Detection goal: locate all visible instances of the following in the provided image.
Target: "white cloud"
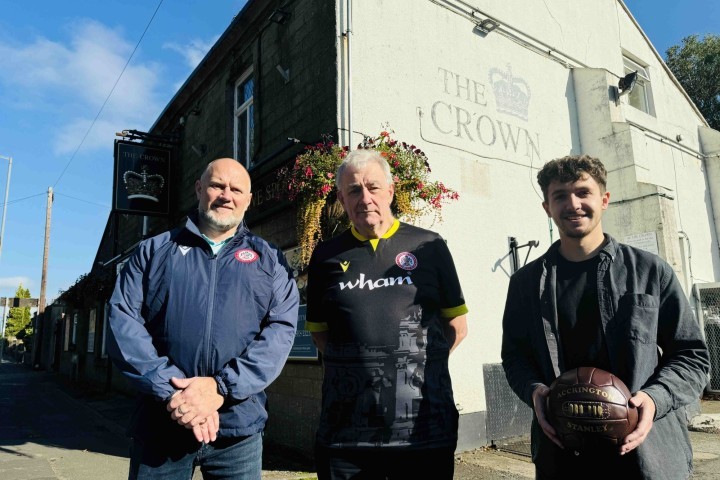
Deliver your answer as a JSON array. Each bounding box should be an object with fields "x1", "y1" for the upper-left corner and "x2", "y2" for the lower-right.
[
  {"x1": 163, "y1": 36, "x2": 219, "y2": 69},
  {"x1": 0, "y1": 277, "x2": 33, "y2": 290},
  {"x1": 0, "y1": 19, "x2": 164, "y2": 156}
]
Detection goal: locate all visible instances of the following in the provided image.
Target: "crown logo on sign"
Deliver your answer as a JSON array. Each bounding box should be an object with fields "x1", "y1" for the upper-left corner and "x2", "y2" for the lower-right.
[
  {"x1": 123, "y1": 165, "x2": 165, "y2": 202},
  {"x1": 489, "y1": 64, "x2": 531, "y2": 121}
]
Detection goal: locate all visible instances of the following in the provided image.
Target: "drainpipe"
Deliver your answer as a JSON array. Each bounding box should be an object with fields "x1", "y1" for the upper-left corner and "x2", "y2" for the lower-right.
[{"x1": 341, "y1": 0, "x2": 354, "y2": 149}]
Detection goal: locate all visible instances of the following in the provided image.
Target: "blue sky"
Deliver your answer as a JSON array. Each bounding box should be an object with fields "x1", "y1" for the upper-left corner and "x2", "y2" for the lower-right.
[
  {"x1": 624, "y1": 0, "x2": 720, "y2": 56},
  {"x1": 0, "y1": 0, "x2": 717, "y2": 306},
  {"x1": 0, "y1": 0, "x2": 248, "y2": 304}
]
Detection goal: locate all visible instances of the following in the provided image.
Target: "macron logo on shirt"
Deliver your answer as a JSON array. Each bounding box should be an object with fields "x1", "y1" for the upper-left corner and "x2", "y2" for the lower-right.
[{"x1": 338, "y1": 273, "x2": 413, "y2": 290}]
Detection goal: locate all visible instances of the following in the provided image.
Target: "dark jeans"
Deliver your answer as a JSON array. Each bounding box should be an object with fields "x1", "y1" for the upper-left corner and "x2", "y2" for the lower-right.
[
  {"x1": 315, "y1": 444, "x2": 455, "y2": 480},
  {"x1": 129, "y1": 432, "x2": 262, "y2": 480},
  {"x1": 534, "y1": 447, "x2": 642, "y2": 480}
]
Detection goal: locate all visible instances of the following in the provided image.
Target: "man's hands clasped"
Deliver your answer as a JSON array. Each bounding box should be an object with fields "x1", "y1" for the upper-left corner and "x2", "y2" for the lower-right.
[{"x1": 167, "y1": 376, "x2": 225, "y2": 443}]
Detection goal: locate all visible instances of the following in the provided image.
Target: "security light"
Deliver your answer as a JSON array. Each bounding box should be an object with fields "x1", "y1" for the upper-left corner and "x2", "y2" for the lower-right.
[{"x1": 618, "y1": 71, "x2": 638, "y2": 96}]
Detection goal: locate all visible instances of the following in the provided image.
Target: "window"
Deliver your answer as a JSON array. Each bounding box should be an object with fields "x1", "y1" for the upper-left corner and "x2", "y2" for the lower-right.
[
  {"x1": 623, "y1": 56, "x2": 654, "y2": 115},
  {"x1": 63, "y1": 313, "x2": 70, "y2": 351},
  {"x1": 71, "y1": 313, "x2": 79, "y2": 346},
  {"x1": 87, "y1": 309, "x2": 96, "y2": 353},
  {"x1": 101, "y1": 303, "x2": 109, "y2": 358},
  {"x1": 234, "y1": 70, "x2": 255, "y2": 168}
]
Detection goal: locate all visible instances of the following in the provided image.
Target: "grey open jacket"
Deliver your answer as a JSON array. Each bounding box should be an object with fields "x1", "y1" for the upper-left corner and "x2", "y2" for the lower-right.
[{"x1": 501, "y1": 235, "x2": 710, "y2": 480}]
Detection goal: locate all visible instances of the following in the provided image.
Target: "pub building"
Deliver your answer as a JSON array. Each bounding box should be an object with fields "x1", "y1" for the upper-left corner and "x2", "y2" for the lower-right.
[{"x1": 32, "y1": 0, "x2": 720, "y2": 457}]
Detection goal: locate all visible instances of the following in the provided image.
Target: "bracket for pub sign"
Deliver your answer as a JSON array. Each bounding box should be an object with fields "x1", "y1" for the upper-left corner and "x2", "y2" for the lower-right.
[
  {"x1": 508, "y1": 236, "x2": 539, "y2": 273},
  {"x1": 116, "y1": 129, "x2": 180, "y2": 146}
]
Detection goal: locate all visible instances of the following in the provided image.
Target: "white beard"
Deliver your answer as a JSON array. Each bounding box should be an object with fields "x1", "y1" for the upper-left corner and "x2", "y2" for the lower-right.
[{"x1": 198, "y1": 206, "x2": 243, "y2": 231}]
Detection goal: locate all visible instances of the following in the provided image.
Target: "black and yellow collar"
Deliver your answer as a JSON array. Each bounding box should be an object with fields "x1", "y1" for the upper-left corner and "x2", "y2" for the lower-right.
[{"x1": 350, "y1": 219, "x2": 400, "y2": 250}]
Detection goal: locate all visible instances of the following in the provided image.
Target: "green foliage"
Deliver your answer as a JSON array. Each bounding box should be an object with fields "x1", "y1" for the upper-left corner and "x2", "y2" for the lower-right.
[
  {"x1": 57, "y1": 268, "x2": 115, "y2": 308},
  {"x1": 666, "y1": 34, "x2": 720, "y2": 130},
  {"x1": 5, "y1": 284, "x2": 32, "y2": 338}
]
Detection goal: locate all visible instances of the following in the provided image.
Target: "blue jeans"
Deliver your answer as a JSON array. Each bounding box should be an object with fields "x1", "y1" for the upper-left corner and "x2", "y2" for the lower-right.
[{"x1": 129, "y1": 432, "x2": 262, "y2": 480}]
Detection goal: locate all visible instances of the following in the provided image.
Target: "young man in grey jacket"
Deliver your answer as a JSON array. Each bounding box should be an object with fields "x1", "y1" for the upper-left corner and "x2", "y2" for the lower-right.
[{"x1": 501, "y1": 155, "x2": 709, "y2": 479}]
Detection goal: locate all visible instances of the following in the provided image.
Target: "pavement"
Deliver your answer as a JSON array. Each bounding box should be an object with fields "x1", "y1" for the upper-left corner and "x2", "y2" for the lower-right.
[{"x1": 1, "y1": 358, "x2": 719, "y2": 479}]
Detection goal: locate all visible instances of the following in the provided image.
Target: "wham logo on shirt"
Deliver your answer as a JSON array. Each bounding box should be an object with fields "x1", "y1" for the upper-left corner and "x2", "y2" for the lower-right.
[{"x1": 338, "y1": 273, "x2": 412, "y2": 290}]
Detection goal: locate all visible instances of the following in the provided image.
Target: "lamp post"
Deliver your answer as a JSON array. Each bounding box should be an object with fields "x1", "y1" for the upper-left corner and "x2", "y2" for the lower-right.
[{"x1": 0, "y1": 155, "x2": 12, "y2": 262}]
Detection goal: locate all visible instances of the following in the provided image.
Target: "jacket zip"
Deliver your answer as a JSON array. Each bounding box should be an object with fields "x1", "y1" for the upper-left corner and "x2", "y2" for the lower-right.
[{"x1": 202, "y1": 249, "x2": 219, "y2": 376}]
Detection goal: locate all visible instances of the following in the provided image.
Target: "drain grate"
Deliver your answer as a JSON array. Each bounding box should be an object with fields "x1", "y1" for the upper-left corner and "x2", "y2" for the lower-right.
[{"x1": 495, "y1": 437, "x2": 532, "y2": 457}]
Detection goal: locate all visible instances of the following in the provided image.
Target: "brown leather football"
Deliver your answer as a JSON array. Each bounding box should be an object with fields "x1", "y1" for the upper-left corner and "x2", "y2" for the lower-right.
[{"x1": 547, "y1": 367, "x2": 638, "y2": 450}]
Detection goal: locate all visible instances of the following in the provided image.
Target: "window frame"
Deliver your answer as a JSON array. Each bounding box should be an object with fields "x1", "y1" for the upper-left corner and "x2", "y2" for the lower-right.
[
  {"x1": 623, "y1": 56, "x2": 655, "y2": 116},
  {"x1": 101, "y1": 303, "x2": 109, "y2": 358},
  {"x1": 87, "y1": 308, "x2": 96, "y2": 353},
  {"x1": 234, "y1": 69, "x2": 255, "y2": 169},
  {"x1": 71, "y1": 312, "x2": 79, "y2": 346}
]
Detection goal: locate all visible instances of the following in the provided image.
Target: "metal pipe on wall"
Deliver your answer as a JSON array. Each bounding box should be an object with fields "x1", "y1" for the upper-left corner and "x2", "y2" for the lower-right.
[
  {"x1": 0, "y1": 155, "x2": 12, "y2": 262},
  {"x1": 346, "y1": 0, "x2": 353, "y2": 149}
]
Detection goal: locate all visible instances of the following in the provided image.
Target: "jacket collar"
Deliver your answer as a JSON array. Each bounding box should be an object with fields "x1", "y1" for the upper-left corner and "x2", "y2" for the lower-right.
[
  {"x1": 544, "y1": 233, "x2": 617, "y2": 266},
  {"x1": 184, "y1": 211, "x2": 249, "y2": 243}
]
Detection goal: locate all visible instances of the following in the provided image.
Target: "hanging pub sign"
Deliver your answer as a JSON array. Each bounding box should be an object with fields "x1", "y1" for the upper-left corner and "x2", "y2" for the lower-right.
[{"x1": 113, "y1": 140, "x2": 171, "y2": 216}]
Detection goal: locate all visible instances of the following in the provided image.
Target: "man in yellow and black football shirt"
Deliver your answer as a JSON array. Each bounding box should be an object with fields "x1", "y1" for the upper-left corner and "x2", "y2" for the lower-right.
[{"x1": 306, "y1": 149, "x2": 468, "y2": 480}]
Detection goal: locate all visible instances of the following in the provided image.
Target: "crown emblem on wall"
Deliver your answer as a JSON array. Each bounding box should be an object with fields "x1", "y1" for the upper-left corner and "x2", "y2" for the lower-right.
[
  {"x1": 489, "y1": 64, "x2": 531, "y2": 121},
  {"x1": 123, "y1": 165, "x2": 165, "y2": 202}
]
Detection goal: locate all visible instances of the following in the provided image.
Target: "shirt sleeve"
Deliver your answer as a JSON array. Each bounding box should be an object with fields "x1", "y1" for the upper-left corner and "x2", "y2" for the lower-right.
[
  {"x1": 305, "y1": 245, "x2": 329, "y2": 332},
  {"x1": 640, "y1": 264, "x2": 710, "y2": 419},
  {"x1": 501, "y1": 272, "x2": 545, "y2": 408},
  {"x1": 434, "y1": 236, "x2": 468, "y2": 317},
  {"x1": 106, "y1": 241, "x2": 185, "y2": 401}
]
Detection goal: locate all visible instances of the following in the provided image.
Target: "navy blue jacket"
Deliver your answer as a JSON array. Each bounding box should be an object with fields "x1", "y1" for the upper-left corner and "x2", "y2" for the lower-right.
[
  {"x1": 501, "y1": 235, "x2": 709, "y2": 480},
  {"x1": 107, "y1": 214, "x2": 299, "y2": 441}
]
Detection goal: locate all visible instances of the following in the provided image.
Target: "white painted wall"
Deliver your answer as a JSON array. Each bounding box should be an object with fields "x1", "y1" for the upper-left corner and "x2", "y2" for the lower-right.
[{"x1": 339, "y1": 0, "x2": 720, "y2": 416}]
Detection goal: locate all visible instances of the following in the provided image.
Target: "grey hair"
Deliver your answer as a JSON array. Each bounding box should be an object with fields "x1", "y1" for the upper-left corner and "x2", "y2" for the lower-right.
[{"x1": 335, "y1": 149, "x2": 393, "y2": 189}]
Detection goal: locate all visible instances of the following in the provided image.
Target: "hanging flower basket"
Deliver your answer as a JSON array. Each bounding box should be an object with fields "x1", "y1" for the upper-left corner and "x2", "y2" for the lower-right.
[{"x1": 278, "y1": 128, "x2": 459, "y2": 271}]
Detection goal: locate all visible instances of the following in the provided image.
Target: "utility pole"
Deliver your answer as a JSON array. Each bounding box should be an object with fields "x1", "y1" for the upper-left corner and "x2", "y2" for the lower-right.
[
  {"x1": 39, "y1": 187, "x2": 53, "y2": 315},
  {"x1": 0, "y1": 155, "x2": 12, "y2": 262},
  {"x1": 0, "y1": 297, "x2": 7, "y2": 361}
]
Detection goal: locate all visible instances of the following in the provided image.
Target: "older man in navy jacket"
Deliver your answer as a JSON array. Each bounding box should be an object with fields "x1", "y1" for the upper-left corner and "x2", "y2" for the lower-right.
[{"x1": 108, "y1": 158, "x2": 299, "y2": 480}]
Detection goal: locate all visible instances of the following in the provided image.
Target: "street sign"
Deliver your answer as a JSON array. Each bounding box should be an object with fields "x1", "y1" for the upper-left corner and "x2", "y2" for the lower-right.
[{"x1": 0, "y1": 297, "x2": 39, "y2": 308}]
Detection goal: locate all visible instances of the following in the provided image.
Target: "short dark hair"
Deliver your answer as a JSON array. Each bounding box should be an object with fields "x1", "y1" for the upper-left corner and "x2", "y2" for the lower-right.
[{"x1": 537, "y1": 155, "x2": 607, "y2": 200}]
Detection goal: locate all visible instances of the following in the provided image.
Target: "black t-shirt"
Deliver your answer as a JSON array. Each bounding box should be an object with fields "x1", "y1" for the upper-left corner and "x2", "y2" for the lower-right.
[{"x1": 555, "y1": 253, "x2": 611, "y2": 372}]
